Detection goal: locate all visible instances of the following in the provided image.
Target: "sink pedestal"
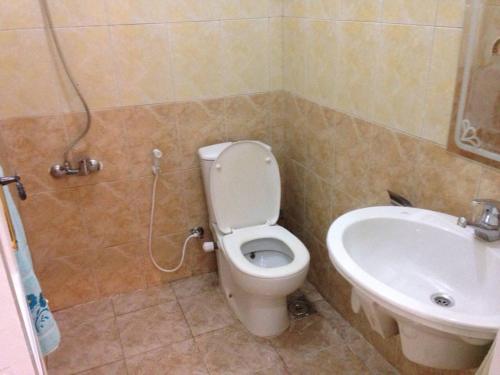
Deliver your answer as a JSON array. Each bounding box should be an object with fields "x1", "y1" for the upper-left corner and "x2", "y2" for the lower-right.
[
  {"x1": 352, "y1": 287, "x2": 492, "y2": 369},
  {"x1": 399, "y1": 320, "x2": 491, "y2": 370}
]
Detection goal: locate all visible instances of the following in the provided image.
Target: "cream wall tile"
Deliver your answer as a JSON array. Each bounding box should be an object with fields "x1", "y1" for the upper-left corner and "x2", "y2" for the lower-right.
[
  {"x1": 55, "y1": 27, "x2": 119, "y2": 110},
  {"x1": 436, "y1": 0, "x2": 466, "y2": 27},
  {"x1": 105, "y1": 0, "x2": 169, "y2": 24},
  {"x1": 222, "y1": 19, "x2": 269, "y2": 96},
  {"x1": 284, "y1": 0, "x2": 308, "y2": 17},
  {"x1": 0, "y1": 0, "x2": 43, "y2": 29},
  {"x1": 422, "y1": 27, "x2": 462, "y2": 145},
  {"x1": 339, "y1": 0, "x2": 382, "y2": 21},
  {"x1": 0, "y1": 29, "x2": 62, "y2": 118},
  {"x1": 306, "y1": 20, "x2": 337, "y2": 107},
  {"x1": 269, "y1": 0, "x2": 283, "y2": 17},
  {"x1": 283, "y1": 18, "x2": 307, "y2": 95},
  {"x1": 335, "y1": 21, "x2": 379, "y2": 119},
  {"x1": 373, "y1": 25, "x2": 433, "y2": 135},
  {"x1": 269, "y1": 18, "x2": 283, "y2": 90},
  {"x1": 46, "y1": 0, "x2": 107, "y2": 27},
  {"x1": 170, "y1": 21, "x2": 222, "y2": 100},
  {"x1": 220, "y1": 0, "x2": 270, "y2": 19},
  {"x1": 111, "y1": 24, "x2": 173, "y2": 106},
  {"x1": 166, "y1": 0, "x2": 221, "y2": 22},
  {"x1": 284, "y1": 0, "x2": 338, "y2": 18},
  {"x1": 310, "y1": 0, "x2": 340, "y2": 19},
  {"x1": 382, "y1": 0, "x2": 438, "y2": 25}
]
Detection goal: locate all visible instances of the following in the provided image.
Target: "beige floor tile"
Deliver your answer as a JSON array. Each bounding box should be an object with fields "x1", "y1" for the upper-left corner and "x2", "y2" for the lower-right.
[
  {"x1": 342, "y1": 326, "x2": 399, "y2": 375},
  {"x1": 270, "y1": 314, "x2": 369, "y2": 374},
  {"x1": 76, "y1": 360, "x2": 127, "y2": 375},
  {"x1": 270, "y1": 314, "x2": 344, "y2": 360},
  {"x1": 116, "y1": 301, "x2": 191, "y2": 357},
  {"x1": 50, "y1": 274, "x2": 398, "y2": 375},
  {"x1": 171, "y1": 272, "x2": 218, "y2": 299},
  {"x1": 112, "y1": 283, "x2": 176, "y2": 316},
  {"x1": 253, "y1": 361, "x2": 290, "y2": 375},
  {"x1": 48, "y1": 317, "x2": 123, "y2": 375},
  {"x1": 126, "y1": 339, "x2": 208, "y2": 375},
  {"x1": 195, "y1": 324, "x2": 282, "y2": 374},
  {"x1": 178, "y1": 290, "x2": 236, "y2": 336},
  {"x1": 313, "y1": 299, "x2": 353, "y2": 339},
  {"x1": 54, "y1": 298, "x2": 114, "y2": 331},
  {"x1": 282, "y1": 344, "x2": 369, "y2": 375}
]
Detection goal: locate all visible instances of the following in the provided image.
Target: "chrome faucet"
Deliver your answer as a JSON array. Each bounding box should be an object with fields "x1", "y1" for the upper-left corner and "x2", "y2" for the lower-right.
[
  {"x1": 50, "y1": 158, "x2": 102, "y2": 178},
  {"x1": 457, "y1": 199, "x2": 500, "y2": 242}
]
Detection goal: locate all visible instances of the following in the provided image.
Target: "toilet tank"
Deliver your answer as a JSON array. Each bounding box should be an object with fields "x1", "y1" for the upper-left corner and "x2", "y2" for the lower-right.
[{"x1": 197, "y1": 142, "x2": 233, "y2": 224}]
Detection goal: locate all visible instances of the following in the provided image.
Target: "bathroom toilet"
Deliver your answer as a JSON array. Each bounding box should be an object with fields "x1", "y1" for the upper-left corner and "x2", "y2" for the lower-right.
[{"x1": 198, "y1": 141, "x2": 310, "y2": 337}]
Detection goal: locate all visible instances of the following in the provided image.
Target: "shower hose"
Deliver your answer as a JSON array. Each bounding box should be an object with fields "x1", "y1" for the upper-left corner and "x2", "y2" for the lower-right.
[{"x1": 148, "y1": 167, "x2": 200, "y2": 273}]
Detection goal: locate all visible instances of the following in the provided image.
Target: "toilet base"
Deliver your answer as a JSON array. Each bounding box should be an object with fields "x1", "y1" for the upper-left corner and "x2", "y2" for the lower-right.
[
  {"x1": 223, "y1": 284, "x2": 290, "y2": 337},
  {"x1": 216, "y1": 247, "x2": 291, "y2": 337}
]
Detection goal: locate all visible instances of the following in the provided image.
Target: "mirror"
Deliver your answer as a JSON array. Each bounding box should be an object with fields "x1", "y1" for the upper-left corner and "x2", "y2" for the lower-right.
[{"x1": 450, "y1": 0, "x2": 500, "y2": 165}]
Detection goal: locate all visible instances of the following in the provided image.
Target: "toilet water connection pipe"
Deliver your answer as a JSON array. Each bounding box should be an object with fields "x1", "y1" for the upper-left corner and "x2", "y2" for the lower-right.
[{"x1": 148, "y1": 149, "x2": 203, "y2": 273}]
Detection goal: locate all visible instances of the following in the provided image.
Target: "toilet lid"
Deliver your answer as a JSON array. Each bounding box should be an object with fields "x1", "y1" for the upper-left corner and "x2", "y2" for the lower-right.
[{"x1": 210, "y1": 141, "x2": 281, "y2": 234}]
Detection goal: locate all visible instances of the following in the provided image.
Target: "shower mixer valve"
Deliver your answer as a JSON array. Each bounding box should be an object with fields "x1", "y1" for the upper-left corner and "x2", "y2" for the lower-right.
[{"x1": 50, "y1": 158, "x2": 103, "y2": 178}]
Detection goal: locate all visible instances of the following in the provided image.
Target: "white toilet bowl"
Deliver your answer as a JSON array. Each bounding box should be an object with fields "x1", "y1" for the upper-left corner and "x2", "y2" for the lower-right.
[{"x1": 198, "y1": 141, "x2": 310, "y2": 337}]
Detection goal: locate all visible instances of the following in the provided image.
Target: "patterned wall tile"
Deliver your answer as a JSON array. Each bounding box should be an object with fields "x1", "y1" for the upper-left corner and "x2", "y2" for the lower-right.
[
  {"x1": 382, "y1": 0, "x2": 438, "y2": 25},
  {"x1": 19, "y1": 189, "x2": 88, "y2": 266},
  {"x1": 0, "y1": 0, "x2": 43, "y2": 29},
  {"x1": 339, "y1": 0, "x2": 382, "y2": 21},
  {"x1": 170, "y1": 21, "x2": 223, "y2": 100},
  {"x1": 110, "y1": 24, "x2": 174, "y2": 106},
  {"x1": 106, "y1": 0, "x2": 169, "y2": 24},
  {"x1": 0, "y1": 115, "x2": 68, "y2": 194},
  {"x1": 55, "y1": 27, "x2": 120, "y2": 110},
  {"x1": 0, "y1": 29, "x2": 62, "y2": 118},
  {"x1": 422, "y1": 27, "x2": 462, "y2": 145},
  {"x1": 46, "y1": 0, "x2": 108, "y2": 27},
  {"x1": 222, "y1": 19, "x2": 270, "y2": 96}
]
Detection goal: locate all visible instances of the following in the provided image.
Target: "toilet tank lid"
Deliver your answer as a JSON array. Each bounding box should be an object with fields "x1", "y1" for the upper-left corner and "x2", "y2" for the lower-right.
[
  {"x1": 198, "y1": 141, "x2": 271, "y2": 161},
  {"x1": 198, "y1": 142, "x2": 233, "y2": 161}
]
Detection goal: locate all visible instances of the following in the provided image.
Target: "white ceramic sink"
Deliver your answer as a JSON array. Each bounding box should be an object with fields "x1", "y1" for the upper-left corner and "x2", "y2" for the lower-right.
[{"x1": 327, "y1": 206, "x2": 500, "y2": 370}]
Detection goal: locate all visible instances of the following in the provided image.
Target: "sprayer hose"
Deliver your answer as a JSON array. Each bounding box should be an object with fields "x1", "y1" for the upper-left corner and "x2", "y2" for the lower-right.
[{"x1": 148, "y1": 172, "x2": 196, "y2": 273}]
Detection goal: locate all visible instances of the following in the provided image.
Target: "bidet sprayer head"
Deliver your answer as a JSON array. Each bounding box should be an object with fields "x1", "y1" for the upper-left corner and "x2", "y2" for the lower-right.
[
  {"x1": 152, "y1": 149, "x2": 163, "y2": 159},
  {"x1": 151, "y1": 149, "x2": 163, "y2": 175}
]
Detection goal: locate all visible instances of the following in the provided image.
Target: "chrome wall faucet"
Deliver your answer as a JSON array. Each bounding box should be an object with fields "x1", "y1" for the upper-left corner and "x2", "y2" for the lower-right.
[
  {"x1": 50, "y1": 159, "x2": 102, "y2": 178},
  {"x1": 457, "y1": 199, "x2": 500, "y2": 242}
]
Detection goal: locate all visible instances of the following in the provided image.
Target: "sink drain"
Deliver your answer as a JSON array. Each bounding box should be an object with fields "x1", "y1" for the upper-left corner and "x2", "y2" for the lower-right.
[{"x1": 431, "y1": 293, "x2": 454, "y2": 308}]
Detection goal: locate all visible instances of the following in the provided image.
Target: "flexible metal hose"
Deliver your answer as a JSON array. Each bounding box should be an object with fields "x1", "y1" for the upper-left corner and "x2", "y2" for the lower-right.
[{"x1": 38, "y1": 0, "x2": 91, "y2": 163}]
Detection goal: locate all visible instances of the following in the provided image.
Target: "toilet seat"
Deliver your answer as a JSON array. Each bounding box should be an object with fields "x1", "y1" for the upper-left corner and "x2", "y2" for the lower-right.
[
  {"x1": 210, "y1": 141, "x2": 280, "y2": 234},
  {"x1": 222, "y1": 225, "x2": 309, "y2": 279}
]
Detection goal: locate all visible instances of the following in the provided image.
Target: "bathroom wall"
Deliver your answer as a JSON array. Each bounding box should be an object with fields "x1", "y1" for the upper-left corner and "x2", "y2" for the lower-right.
[
  {"x1": 280, "y1": 1, "x2": 500, "y2": 374},
  {"x1": 1, "y1": 1, "x2": 499, "y2": 372},
  {"x1": 0, "y1": 0, "x2": 285, "y2": 310}
]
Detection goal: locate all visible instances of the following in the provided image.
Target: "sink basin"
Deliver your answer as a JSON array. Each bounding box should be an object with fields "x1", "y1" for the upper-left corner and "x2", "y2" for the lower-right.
[{"x1": 327, "y1": 206, "x2": 500, "y2": 370}]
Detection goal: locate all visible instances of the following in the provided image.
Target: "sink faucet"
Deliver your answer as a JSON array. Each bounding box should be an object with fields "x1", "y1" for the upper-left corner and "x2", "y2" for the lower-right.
[{"x1": 457, "y1": 199, "x2": 500, "y2": 242}]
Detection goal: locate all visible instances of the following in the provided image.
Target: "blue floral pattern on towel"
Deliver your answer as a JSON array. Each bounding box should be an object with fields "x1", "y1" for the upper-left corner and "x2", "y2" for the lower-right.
[{"x1": 27, "y1": 292, "x2": 51, "y2": 333}]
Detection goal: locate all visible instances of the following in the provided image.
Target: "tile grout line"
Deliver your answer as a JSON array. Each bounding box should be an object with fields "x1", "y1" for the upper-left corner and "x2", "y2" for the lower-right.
[{"x1": 107, "y1": 297, "x2": 129, "y2": 375}]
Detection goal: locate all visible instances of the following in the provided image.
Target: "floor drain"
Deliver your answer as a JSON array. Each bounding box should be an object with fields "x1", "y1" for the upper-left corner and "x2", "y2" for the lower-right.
[
  {"x1": 287, "y1": 291, "x2": 316, "y2": 320},
  {"x1": 431, "y1": 293, "x2": 454, "y2": 308}
]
